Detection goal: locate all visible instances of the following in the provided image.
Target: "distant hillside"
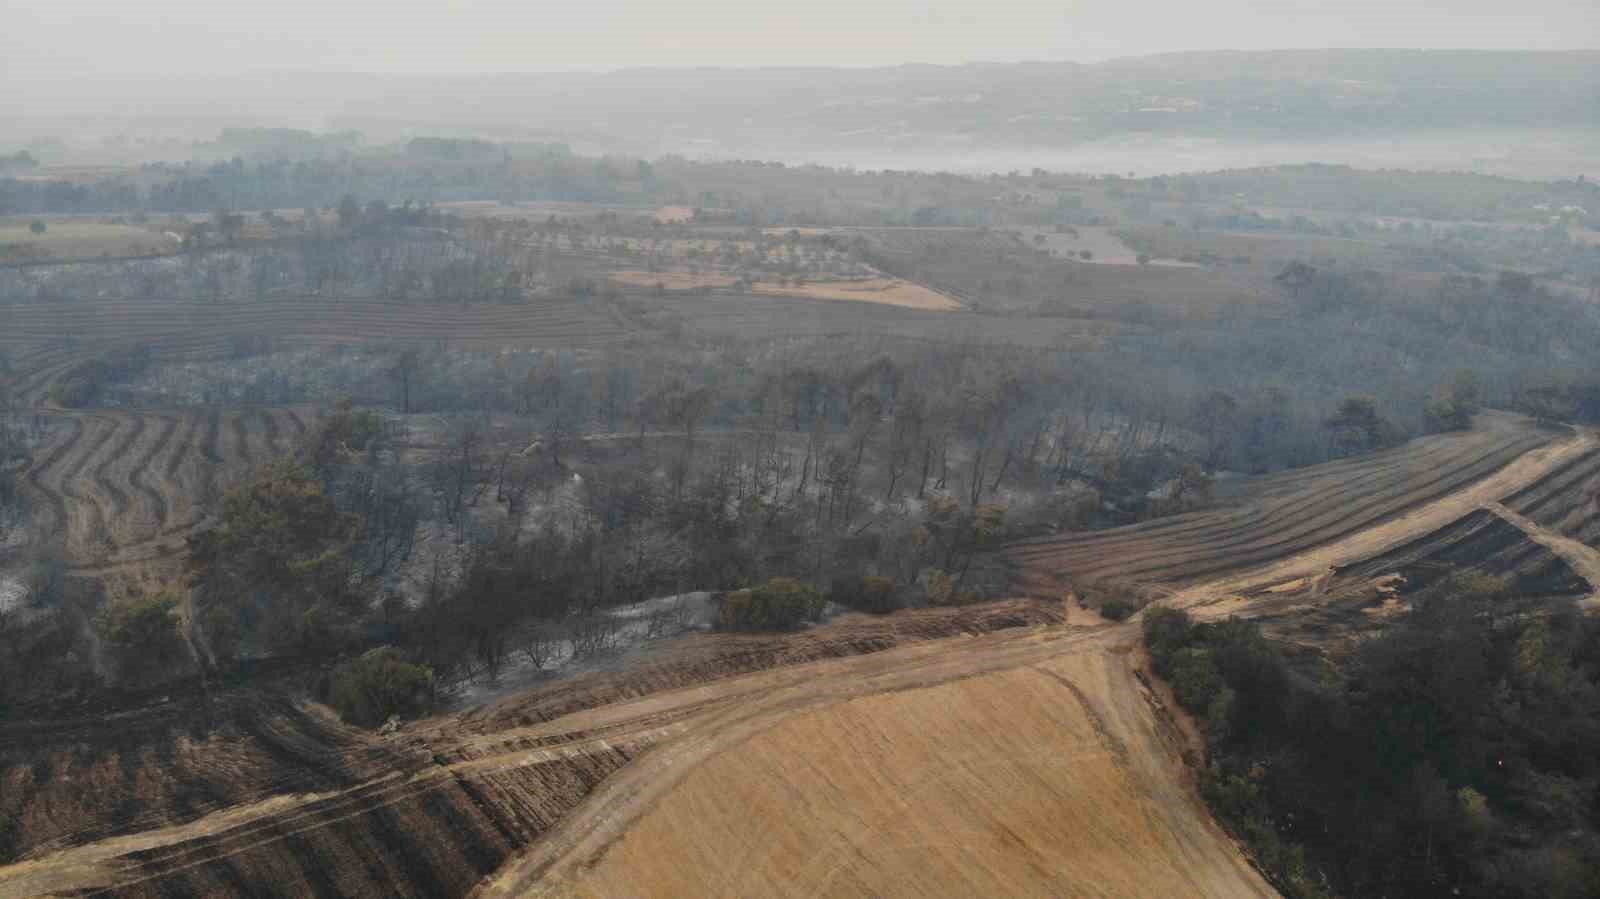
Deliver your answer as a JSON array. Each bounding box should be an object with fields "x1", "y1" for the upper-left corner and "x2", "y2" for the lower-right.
[
  {"x1": 7, "y1": 50, "x2": 1600, "y2": 175},
  {"x1": 318, "y1": 51, "x2": 1600, "y2": 164}
]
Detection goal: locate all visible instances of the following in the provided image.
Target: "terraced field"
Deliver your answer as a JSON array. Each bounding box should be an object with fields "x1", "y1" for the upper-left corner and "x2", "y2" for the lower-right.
[
  {"x1": 0, "y1": 294, "x2": 633, "y2": 582},
  {"x1": 1005, "y1": 412, "x2": 1560, "y2": 590},
  {"x1": 1503, "y1": 444, "x2": 1600, "y2": 548},
  {"x1": 22, "y1": 407, "x2": 310, "y2": 580}
]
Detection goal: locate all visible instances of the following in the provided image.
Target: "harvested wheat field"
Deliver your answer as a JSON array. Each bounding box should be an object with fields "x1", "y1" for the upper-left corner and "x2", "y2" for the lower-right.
[{"x1": 510, "y1": 645, "x2": 1270, "y2": 899}]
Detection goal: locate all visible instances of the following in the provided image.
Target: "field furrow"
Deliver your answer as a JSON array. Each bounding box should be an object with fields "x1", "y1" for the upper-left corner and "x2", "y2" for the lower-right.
[
  {"x1": 1006, "y1": 415, "x2": 1559, "y2": 589},
  {"x1": 127, "y1": 413, "x2": 179, "y2": 535}
]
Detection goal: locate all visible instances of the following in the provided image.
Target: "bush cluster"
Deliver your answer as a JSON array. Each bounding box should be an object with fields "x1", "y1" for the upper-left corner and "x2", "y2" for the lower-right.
[
  {"x1": 1143, "y1": 587, "x2": 1600, "y2": 899},
  {"x1": 328, "y1": 646, "x2": 435, "y2": 728},
  {"x1": 716, "y1": 578, "x2": 827, "y2": 631},
  {"x1": 828, "y1": 574, "x2": 901, "y2": 614}
]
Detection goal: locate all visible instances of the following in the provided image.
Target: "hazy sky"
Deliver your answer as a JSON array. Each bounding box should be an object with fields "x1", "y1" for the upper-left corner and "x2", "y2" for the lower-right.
[{"x1": 3, "y1": 0, "x2": 1597, "y2": 78}]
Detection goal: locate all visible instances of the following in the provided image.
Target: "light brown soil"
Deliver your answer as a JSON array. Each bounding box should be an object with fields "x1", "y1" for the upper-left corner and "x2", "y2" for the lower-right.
[
  {"x1": 608, "y1": 270, "x2": 962, "y2": 311},
  {"x1": 489, "y1": 634, "x2": 1270, "y2": 898}
]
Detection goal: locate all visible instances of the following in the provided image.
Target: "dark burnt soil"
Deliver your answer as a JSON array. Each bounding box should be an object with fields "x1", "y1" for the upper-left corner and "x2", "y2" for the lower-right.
[
  {"x1": 1332, "y1": 508, "x2": 1586, "y2": 597},
  {"x1": 0, "y1": 686, "x2": 422, "y2": 867},
  {"x1": 95, "y1": 743, "x2": 639, "y2": 899},
  {"x1": 1504, "y1": 444, "x2": 1600, "y2": 547},
  {"x1": 1248, "y1": 508, "x2": 1586, "y2": 654}
]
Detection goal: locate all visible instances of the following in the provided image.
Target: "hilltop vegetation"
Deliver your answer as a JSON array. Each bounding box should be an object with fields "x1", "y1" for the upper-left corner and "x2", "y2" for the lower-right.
[{"x1": 1147, "y1": 585, "x2": 1600, "y2": 899}]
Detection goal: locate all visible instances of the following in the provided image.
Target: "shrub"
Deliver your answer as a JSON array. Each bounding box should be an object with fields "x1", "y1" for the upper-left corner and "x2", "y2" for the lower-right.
[
  {"x1": 924, "y1": 568, "x2": 955, "y2": 606},
  {"x1": 329, "y1": 646, "x2": 434, "y2": 728},
  {"x1": 1142, "y1": 605, "x2": 1193, "y2": 666},
  {"x1": 716, "y1": 578, "x2": 826, "y2": 631},
  {"x1": 1167, "y1": 646, "x2": 1225, "y2": 711},
  {"x1": 96, "y1": 591, "x2": 188, "y2": 683},
  {"x1": 829, "y1": 574, "x2": 901, "y2": 614},
  {"x1": 1099, "y1": 598, "x2": 1135, "y2": 621}
]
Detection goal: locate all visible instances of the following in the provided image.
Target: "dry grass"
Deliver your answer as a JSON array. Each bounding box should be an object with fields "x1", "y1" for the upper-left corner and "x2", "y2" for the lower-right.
[
  {"x1": 750, "y1": 277, "x2": 961, "y2": 310},
  {"x1": 1017, "y1": 225, "x2": 1197, "y2": 267},
  {"x1": 608, "y1": 270, "x2": 961, "y2": 311},
  {"x1": 608, "y1": 270, "x2": 738, "y2": 291},
  {"x1": 0, "y1": 222, "x2": 178, "y2": 261}
]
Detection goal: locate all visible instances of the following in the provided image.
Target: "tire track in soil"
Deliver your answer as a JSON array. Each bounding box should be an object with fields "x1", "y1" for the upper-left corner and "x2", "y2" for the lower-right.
[
  {"x1": 50, "y1": 415, "x2": 119, "y2": 556},
  {"x1": 89, "y1": 412, "x2": 143, "y2": 526},
  {"x1": 157, "y1": 413, "x2": 205, "y2": 536},
  {"x1": 229, "y1": 412, "x2": 257, "y2": 470},
  {"x1": 19, "y1": 415, "x2": 82, "y2": 545},
  {"x1": 257, "y1": 408, "x2": 284, "y2": 460},
  {"x1": 128, "y1": 413, "x2": 179, "y2": 538},
  {"x1": 201, "y1": 410, "x2": 222, "y2": 464},
  {"x1": 163, "y1": 413, "x2": 200, "y2": 481}
]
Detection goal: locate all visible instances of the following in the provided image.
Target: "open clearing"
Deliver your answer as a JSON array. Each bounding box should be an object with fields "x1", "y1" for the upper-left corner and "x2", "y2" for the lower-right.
[
  {"x1": 1017, "y1": 225, "x2": 1199, "y2": 267},
  {"x1": 608, "y1": 270, "x2": 961, "y2": 310},
  {"x1": 0, "y1": 222, "x2": 178, "y2": 262},
  {"x1": 7, "y1": 412, "x2": 1600, "y2": 896}
]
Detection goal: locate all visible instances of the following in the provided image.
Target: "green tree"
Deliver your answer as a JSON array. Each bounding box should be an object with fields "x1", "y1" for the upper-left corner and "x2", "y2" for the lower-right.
[
  {"x1": 337, "y1": 194, "x2": 362, "y2": 231},
  {"x1": 1325, "y1": 395, "x2": 1392, "y2": 456},
  {"x1": 97, "y1": 591, "x2": 188, "y2": 682},
  {"x1": 716, "y1": 577, "x2": 826, "y2": 631},
  {"x1": 329, "y1": 646, "x2": 434, "y2": 727},
  {"x1": 28, "y1": 220, "x2": 46, "y2": 235},
  {"x1": 186, "y1": 462, "x2": 362, "y2": 659}
]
